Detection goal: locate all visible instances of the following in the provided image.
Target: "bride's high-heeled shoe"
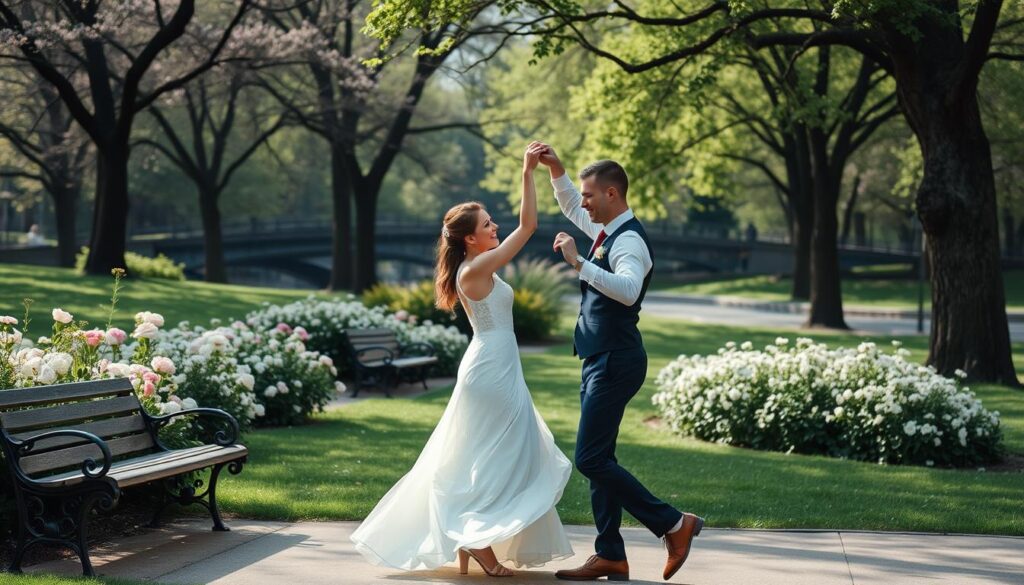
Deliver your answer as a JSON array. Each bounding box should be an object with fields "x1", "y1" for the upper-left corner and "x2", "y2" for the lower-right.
[{"x1": 459, "y1": 548, "x2": 514, "y2": 577}]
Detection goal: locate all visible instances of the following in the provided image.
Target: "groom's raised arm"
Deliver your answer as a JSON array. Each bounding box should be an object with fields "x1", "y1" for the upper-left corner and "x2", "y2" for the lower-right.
[{"x1": 551, "y1": 172, "x2": 602, "y2": 240}]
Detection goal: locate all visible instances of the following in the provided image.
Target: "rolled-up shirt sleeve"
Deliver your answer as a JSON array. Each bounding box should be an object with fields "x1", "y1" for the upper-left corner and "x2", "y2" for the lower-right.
[{"x1": 578, "y1": 232, "x2": 652, "y2": 306}]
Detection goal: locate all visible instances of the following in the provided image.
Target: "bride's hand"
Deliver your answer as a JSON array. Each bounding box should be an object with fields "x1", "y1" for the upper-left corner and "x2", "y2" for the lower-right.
[{"x1": 523, "y1": 141, "x2": 546, "y2": 172}]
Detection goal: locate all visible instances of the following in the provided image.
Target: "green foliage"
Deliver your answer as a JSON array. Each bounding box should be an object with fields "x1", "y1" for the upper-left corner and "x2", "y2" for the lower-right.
[
  {"x1": 75, "y1": 247, "x2": 185, "y2": 281},
  {"x1": 363, "y1": 280, "x2": 469, "y2": 333},
  {"x1": 512, "y1": 287, "x2": 560, "y2": 342}
]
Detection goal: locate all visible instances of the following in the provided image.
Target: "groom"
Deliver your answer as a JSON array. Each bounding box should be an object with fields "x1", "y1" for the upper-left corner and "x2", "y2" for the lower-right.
[{"x1": 538, "y1": 144, "x2": 703, "y2": 582}]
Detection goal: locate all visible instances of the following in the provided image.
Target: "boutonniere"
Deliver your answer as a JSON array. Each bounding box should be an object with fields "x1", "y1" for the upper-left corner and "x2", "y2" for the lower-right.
[{"x1": 593, "y1": 245, "x2": 607, "y2": 260}]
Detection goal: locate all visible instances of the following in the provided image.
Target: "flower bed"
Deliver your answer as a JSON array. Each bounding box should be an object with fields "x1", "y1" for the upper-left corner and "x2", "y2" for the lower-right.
[
  {"x1": 653, "y1": 338, "x2": 1003, "y2": 467},
  {"x1": 246, "y1": 296, "x2": 469, "y2": 378}
]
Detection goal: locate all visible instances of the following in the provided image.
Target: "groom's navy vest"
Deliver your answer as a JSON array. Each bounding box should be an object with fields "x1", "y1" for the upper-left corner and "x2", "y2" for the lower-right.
[{"x1": 574, "y1": 217, "x2": 653, "y2": 359}]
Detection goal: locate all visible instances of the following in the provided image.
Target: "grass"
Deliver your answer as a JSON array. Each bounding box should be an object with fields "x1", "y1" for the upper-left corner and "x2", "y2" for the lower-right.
[
  {"x1": 652, "y1": 270, "x2": 1024, "y2": 311},
  {"x1": 0, "y1": 263, "x2": 323, "y2": 331},
  {"x1": 215, "y1": 314, "x2": 1024, "y2": 535}
]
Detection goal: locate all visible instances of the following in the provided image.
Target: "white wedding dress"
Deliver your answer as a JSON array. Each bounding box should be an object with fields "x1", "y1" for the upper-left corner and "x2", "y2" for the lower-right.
[{"x1": 350, "y1": 267, "x2": 574, "y2": 571}]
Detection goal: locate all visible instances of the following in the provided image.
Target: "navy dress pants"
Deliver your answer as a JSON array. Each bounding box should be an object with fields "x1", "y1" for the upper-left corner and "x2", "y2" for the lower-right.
[{"x1": 576, "y1": 346, "x2": 682, "y2": 561}]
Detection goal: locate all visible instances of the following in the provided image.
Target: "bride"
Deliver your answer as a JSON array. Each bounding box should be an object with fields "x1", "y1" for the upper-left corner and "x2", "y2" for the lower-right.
[{"x1": 350, "y1": 142, "x2": 573, "y2": 577}]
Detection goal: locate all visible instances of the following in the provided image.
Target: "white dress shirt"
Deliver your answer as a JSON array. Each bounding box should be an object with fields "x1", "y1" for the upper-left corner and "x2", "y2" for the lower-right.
[{"x1": 552, "y1": 173, "x2": 653, "y2": 306}]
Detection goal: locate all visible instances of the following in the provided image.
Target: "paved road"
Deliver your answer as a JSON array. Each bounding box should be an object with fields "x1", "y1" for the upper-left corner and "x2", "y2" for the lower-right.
[
  {"x1": 27, "y1": 519, "x2": 1024, "y2": 585},
  {"x1": 639, "y1": 297, "x2": 1024, "y2": 343}
]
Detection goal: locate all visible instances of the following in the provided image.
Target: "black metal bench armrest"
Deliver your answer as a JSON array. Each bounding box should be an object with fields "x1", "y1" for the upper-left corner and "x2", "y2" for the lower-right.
[
  {"x1": 354, "y1": 346, "x2": 395, "y2": 366},
  {"x1": 399, "y1": 342, "x2": 435, "y2": 357},
  {"x1": 7, "y1": 429, "x2": 113, "y2": 482},
  {"x1": 146, "y1": 407, "x2": 240, "y2": 448}
]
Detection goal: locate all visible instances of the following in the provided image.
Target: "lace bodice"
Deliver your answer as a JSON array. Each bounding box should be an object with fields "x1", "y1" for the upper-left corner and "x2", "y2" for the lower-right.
[{"x1": 457, "y1": 266, "x2": 515, "y2": 334}]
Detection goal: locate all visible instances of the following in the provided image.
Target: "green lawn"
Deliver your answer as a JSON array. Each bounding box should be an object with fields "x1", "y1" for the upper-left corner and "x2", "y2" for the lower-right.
[
  {"x1": 0, "y1": 263, "x2": 322, "y2": 331},
  {"x1": 216, "y1": 314, "x2": 1024, "y2": 535},
  {"x1": 653, "y1": 270, "x2": 1024, "y2": 311}
]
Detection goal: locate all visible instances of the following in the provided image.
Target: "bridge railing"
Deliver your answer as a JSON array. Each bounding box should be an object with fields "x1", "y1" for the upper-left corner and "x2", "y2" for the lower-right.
[{"x1": 120, "y1": 215, "x2": 1018, "y2": 259}]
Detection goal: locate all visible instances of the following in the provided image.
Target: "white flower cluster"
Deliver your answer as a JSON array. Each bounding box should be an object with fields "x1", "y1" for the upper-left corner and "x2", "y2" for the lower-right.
[
  {"x1": 0, "y1": 310, "x2": 193, "y2": 419},
  {"x1": 152, "y1": 319, "x2": 338, "y2": 427},
  {"x1": 653, "y1": 338, "x2": 1003, "y2": 467},
  {"x1": 246, "y1": 295, "x2": 468, "y2": 377}
]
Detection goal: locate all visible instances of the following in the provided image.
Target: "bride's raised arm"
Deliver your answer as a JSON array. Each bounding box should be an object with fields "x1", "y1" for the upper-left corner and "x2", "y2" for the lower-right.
[{"x1": 463, "y1": 142, "x2": 544, "y2": 277}]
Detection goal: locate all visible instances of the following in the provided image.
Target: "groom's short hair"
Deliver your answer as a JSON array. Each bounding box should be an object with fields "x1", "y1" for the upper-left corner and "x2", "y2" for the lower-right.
[{"x1": 579, "y1": 160, "x2": 628, "y2": 198}]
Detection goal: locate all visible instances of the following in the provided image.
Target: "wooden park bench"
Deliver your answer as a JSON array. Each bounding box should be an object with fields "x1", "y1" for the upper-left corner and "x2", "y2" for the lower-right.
[
  {"x1": 0, "y1": 377, "x2": 247, "y2": 576},
  {"x1": 342, "y1": 328, "x2": 438, "y2": 397}
]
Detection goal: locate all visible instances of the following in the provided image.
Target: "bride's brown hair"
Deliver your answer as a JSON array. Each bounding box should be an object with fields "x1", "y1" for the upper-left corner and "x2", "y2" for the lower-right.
[{"x1": 435, "y1": 202, "x2": 484, "y2": 312}]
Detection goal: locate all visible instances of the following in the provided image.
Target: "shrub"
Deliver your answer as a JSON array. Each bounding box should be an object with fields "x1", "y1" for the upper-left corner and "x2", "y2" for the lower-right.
[
  {"x1": 503, "y1": 259, "x2": 573, "y2": 341},
  {"x1": 653, "y1": 338, "x2": 1003, "y2": 468},
  {"x1": 76, "y1": 246, "x2": 185, "y2": 280},
  {"x1": 363, "y1": 280, "x2": 470, "y2": 334},
  {"x1": 503, "y1": 257, "x2": 576, "y2": 302},
  {"x1": 246, "y1": 296, "x2": 469, "y2": 378},
  {"x1": 512, "y1": 288, "x2": 560, "y2": 342}
]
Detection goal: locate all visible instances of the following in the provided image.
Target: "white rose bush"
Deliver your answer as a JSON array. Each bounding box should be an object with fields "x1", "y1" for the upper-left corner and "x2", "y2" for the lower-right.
[
  {"x1": 246, "y1": 295, "x2": 469, "y2": 377},
  {"x1": 653, "y1": 338, "x2": 1003, "y2": 468}
]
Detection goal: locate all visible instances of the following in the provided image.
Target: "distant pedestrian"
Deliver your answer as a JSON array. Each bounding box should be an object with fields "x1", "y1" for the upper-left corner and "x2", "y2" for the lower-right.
[
  {"x1": 745, "y1": 222, "x2": 758, "y2": 243},
  {"x1": 25, "y1": 224, "x2": 45, "y2": 246}
]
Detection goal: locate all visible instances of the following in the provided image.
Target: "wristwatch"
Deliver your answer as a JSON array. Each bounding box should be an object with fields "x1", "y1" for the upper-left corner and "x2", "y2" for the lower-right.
[{"x1": 573, "y1": 254, "x2": 585, "y2": 272}]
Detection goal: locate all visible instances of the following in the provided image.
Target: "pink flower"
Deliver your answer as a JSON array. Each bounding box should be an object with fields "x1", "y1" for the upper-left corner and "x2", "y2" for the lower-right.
[
  {"x1": 0, "y1": 315, "x2": 17, "y2": 325},
  {"x1": 143, "y1": 371, "x2": 161, "y2": 385},
  {"x1": 105, "y1": 328, "x2": 127, "y2": 345},
  {"x1": 52, "y1": 308, "x2": 73, "y2": 324},
  {"x1": 83, "y1": 329, "x2": 104, "y2": 347},
  {"x1": 394, "y1": 310, "x2": 409, "y2": 322},
  {"x1": 151, "y1": 356, "x2": 176, "y2": 375},
  {"x1": 142, "y1": 381, "x2": 156, "y2": 397},
  {"x1": 275, "y1": 322, "x2": 292, "y2": 334},
  {"x1": 293, "y1": 326, "x2": 309, "y2": 341}
]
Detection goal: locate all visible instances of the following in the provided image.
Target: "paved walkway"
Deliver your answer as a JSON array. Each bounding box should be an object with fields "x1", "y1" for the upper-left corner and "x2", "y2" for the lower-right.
[
  {"x1": 639, "y1": 293, "x2": 1024, "y2": 343},
  {"x1": 25, "y1": 519, "x2": 1024, "y2": 584}
]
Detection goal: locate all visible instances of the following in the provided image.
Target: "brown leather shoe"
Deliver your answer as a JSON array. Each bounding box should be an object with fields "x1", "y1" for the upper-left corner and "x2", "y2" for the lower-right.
[
  {"x1": 663, "y1": 513, "x2": 704, "y2": 580},
  {"x1": 555, "y1": 555, "x2": 630, "y2": 581}
]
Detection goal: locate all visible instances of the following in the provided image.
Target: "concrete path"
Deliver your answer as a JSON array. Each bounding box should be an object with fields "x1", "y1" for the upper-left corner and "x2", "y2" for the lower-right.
[
  {"x1": 25, "y1": 519, "x2": 1024, "y2": 584},
  {"x1": 640, "y1": 294, "x2": 1024, "y2": 343}
]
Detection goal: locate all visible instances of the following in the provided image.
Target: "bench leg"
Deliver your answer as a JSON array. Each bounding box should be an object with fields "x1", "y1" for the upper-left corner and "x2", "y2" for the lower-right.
[
  {"x1": 207, "y1": 462, "x2": 232, "y2": 532},
  {"x1": 7, "y1": 487, "x2": 116, "y2": 577}
]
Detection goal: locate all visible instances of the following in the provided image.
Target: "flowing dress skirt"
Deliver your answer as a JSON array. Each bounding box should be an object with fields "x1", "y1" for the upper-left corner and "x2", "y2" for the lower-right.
[{"x1": 350, "y1": 330, "x2": 574, "y2": 570}]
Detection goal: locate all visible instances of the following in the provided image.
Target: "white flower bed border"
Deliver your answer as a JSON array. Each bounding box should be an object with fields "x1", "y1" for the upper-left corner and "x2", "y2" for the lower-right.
[{"x1": 653, "y1": 338, "x2": 1002, "y2": 467}]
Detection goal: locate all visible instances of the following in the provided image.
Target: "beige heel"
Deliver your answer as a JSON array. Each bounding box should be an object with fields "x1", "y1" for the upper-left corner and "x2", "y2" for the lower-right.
[{"x1": 458, "y1": 547, "x2": 514, "y2": 577}]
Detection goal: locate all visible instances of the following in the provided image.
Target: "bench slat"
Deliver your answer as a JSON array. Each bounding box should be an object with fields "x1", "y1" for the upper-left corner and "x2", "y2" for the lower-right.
[
  {"x1": 35, "y1": 444, "x2": 248, "y2": 488},
  {"x1": 0, "y1": 378, "x2": 133, "y2": 410},
  {"x1": 391, "y1": 356, "x2": 438, "y2": 368},
  {"x1": 1, "y1": 395, "x2": 142, "y2": 433},
  {"x1": 10, "y1": 414, "x2": 147, "y2": 451},
  {"x1": 19, "y1": 432, "x2": 156, "y2": 476}
]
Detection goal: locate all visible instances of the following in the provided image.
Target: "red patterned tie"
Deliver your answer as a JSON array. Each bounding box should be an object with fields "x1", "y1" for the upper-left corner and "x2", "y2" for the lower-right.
[{"x1": 588, "y1": 230, "x2": 607, "y2": 258}]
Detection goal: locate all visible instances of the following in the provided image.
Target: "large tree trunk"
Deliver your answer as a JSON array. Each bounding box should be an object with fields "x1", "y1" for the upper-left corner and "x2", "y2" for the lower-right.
[
  {"x1": 840, "y1": 174, "x2": 861, "y2": 246},
  {"x1": 353, "y1": 184, "x2": 378, "y2": 293},
  {"x1": 882, "y1": 14, "x2": 1020, "y2": 385},
  {"x1": 328, "y1": 140, "x2": 353, "y2": 291},
  {"x1": 787, "y1": 131, "x2": 813, "y2": 301},
  {"x1": 916, "y1": 121, "x2": 1017, "y2": 384},
  {"x1": 805, "y1": 127, "x2": 848, "y2": 329},
  {"x1": 198, "y1": 185, "x2": 227, "y2": 283},
  {"x1": 84, "y1": 146, "x2": 129, "y2": 275},
  {"x1": 1002, "y1": 208, "x2": 1015, "y2": 257},
  {"x1": 51, "y1": 183, "x2": 79, "y2": 268}
]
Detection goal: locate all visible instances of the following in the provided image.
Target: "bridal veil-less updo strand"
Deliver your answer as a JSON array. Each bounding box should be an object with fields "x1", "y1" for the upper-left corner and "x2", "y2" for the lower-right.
[{"x1": 435, "y1": 202, "x2": 484, "y2": 312}]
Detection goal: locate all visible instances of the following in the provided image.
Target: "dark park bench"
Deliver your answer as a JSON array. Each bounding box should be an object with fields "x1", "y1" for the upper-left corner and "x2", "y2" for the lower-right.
[
  {"x1": 342, "y1": 328, "x2": 438, "y2": 397},
  {"x1": 0, "y1": 378, "x2": 247, "y2": 576}
]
